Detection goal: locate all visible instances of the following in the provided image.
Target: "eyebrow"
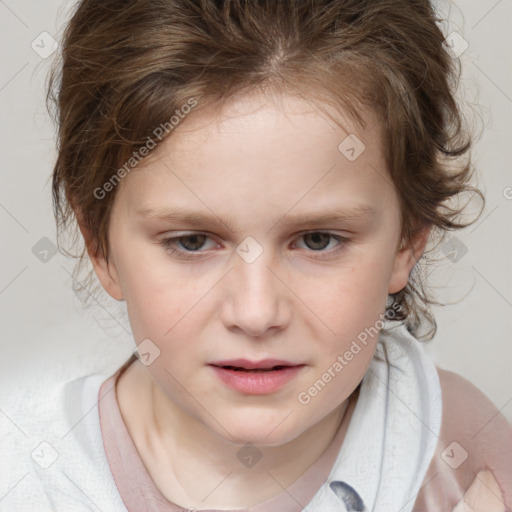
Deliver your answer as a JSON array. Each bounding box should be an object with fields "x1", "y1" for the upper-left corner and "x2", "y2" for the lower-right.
[{"x1": 136, "y1": 204, "x2": 377, "y2": 233}]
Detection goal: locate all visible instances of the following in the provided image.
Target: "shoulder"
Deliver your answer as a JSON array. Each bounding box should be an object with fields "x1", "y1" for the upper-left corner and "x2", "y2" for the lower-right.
[
  {"x1": 0, "y1": 369, "x2": 125, "y2": 510},
  {"x1": 412, "y1": 367, "x2": 512, "y2": 511}
]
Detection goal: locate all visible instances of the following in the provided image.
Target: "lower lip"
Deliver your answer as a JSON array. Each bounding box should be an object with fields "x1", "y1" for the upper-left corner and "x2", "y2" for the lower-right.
[{"x1": 209, "y1": 365, "x2": 305, "y2": 394}]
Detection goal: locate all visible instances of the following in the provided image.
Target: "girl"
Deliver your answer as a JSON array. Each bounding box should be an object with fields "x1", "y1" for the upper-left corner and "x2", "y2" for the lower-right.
[{"x1": 2, "y1": 1, "x2": 511, "y2": 511}]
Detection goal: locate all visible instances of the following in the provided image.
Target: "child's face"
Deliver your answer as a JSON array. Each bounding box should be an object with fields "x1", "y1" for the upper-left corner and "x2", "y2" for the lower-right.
[{"x1": 92, "y1": 91, "x2": 423, "y2": 446}]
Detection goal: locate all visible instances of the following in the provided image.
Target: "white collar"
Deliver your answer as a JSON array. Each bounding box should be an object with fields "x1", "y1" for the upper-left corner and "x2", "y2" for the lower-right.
[{"x1": 307, "y1": 322, "x2": 442, "y2": 511}]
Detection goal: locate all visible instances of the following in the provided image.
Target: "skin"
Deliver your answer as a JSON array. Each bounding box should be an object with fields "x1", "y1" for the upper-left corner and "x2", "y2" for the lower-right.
[
  {"x1": 80, "y1": 90, "x2": 430, "y2": 509},
  {"x1": 453, "y1": 470, "x2": 504, "y2": 511}
]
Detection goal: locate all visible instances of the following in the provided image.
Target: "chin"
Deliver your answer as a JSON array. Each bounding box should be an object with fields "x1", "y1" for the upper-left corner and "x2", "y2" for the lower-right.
[{"x1": 211, "y1": 413, "x2": 304, "y2": 448}]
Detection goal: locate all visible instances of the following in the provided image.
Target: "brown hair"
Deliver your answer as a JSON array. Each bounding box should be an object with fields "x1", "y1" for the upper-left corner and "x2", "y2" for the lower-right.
[{"x1": 47, "y1": 0, "x2": 484, "y2": 342}]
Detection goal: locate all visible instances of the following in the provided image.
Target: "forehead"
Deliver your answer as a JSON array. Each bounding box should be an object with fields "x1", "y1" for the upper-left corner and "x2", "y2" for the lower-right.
[
  {"x1": 162, "y1": 90, "x2": 379, "y2": 157},
  {"x1": 118, "y1": 91, "x2": 395, "y2": 221},
  {"x1": 132, "y1": 87, "x2": 382, "y2": 168}
]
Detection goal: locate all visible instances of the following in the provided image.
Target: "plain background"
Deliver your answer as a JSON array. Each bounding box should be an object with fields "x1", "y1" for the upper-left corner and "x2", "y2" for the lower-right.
[{"x1": 0, "y1": 0, "x2": 511, "y2": 421}]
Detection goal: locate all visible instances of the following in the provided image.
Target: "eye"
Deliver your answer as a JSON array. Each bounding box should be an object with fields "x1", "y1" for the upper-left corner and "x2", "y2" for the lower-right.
[
  {"x1": 296, "y1": 232, "x2": 341, "y2": 251},
  {"x1": 159, "y1": 231, "x2": 348, "y2": 260},
  {"x1": 160, "y1": 233, "x2": 217, "y2": 257}
]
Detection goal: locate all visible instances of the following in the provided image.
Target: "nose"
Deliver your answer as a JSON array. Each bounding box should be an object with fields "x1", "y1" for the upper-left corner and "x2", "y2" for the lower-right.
[{"x1": 220, "y1": 247, "x2": 291, "y2": 337}]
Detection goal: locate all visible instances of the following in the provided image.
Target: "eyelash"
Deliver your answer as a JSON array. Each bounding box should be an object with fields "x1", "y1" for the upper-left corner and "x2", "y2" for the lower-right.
[{"x1": 159, "y1": 232, "x2": 349, "y2": 260}]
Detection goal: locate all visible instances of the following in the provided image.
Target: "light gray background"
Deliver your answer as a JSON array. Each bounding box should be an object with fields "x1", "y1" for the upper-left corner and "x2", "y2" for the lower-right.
[{"x1": 1, "y1": 1, "x2": 511, "y2": 421}]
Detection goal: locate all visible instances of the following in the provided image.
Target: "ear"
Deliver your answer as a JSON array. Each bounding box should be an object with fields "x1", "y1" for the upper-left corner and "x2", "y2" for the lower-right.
[
  {"x1": 75, "y1": 209, "x2": 125, "y2": 301},
  {"x1": 388, "y1": 223, "x2": 431, "y2": 294}
]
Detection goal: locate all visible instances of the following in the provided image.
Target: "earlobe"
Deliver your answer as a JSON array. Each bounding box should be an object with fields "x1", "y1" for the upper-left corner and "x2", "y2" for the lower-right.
[
  {"x1": 76, "y1": 210, "x2": 125, "y2": 301},
  {"x1": 89, "y1": 251, "x2": 125, "y2": 301},
  {"x1": 388, "y1": 224, "x2": 431, "y2": 294}
]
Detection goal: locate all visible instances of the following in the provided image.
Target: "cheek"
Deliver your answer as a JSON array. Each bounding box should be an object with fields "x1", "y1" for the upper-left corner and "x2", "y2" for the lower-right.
[
  {"x1": 299, "y1": 260, "x2": 390, "y2": 337},
  {"x1": 294, "y1": 269, "x2": 388, "y2": 408},
  {"x1": 117, "y1": 250, "x2": 199, "y2": 342}
]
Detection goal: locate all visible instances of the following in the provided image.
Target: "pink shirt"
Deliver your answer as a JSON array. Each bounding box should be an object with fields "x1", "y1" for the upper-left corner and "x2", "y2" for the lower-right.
[{"x1": 98, "y1": 366, "x2": 512, "y2": 511}]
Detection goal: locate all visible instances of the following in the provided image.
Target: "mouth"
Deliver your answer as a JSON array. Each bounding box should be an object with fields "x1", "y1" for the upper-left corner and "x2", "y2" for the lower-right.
[
  {"x1": 213, "y1": 364, "x2": 293, "y2": 373},
  {"x1": 208, "y1": 359, "x2": 306, "y2": 394},
  {"x1": 209, "y1": 358, "x2": 302, "y2": 371}
]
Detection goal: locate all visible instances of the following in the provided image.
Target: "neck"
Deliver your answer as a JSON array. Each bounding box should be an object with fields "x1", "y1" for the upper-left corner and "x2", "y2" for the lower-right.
[{"x1": 116, "y1": 361, "x2": 355, "y2": 509}]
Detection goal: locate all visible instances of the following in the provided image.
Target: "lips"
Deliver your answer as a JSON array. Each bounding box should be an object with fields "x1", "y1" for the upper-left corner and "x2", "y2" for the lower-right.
[
  {"x1": 209, "y1": 359, "x2": 306, "y2": 394},
  {"x1": 220, "y1": 366, "x2": 287, "y2": 372},
  {"x1": 209, "y1": 358, "x2": 300, "y2": 371}
]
